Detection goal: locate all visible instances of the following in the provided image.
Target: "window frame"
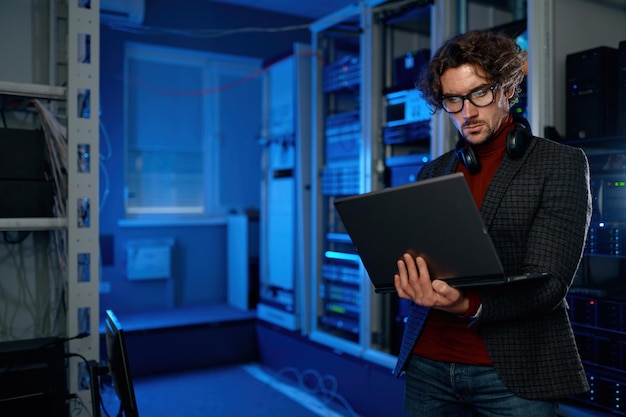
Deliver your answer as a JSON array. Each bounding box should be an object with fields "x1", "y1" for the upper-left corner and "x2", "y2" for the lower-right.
[{"x1": 123, "y1": 43, "x2": 261, "y2": 219}]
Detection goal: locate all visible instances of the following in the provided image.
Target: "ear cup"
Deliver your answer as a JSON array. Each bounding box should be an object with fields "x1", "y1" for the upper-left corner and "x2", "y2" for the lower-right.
[
  {"x1": 506, "y1": 116, "x2": 532, "y2": 159},
  {"x1": 455, "y1": 139, "x2": 482, "y2": 174}
]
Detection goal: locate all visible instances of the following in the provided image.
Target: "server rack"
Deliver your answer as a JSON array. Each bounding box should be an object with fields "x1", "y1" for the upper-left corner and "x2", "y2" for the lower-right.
[
  {"x1": 556, "y1": 4, "x2": 626, "y2": 413},
  {"x1": 312, "y1": 10, "x2": 364, "y2": 346},
  {"x1": 309, "y1": 0, "x2": 436, "y2": 367},
  {"x1": 258, "y1": 43, "x2": 312, "y2": 332},
  {"x1": 371, "y1": 2, "x2": 432, "y2": 358}
]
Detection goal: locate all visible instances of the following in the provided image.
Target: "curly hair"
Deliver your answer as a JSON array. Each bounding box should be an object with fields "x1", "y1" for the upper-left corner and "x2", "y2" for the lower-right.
[{"x1": 417, "y1": 30, "x2": 527, "y2": 111}]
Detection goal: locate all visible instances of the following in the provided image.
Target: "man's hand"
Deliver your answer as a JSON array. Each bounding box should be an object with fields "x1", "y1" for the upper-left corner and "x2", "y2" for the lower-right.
[{"x1": 394, "y1": 253, "x2": 469, "y2": 315}]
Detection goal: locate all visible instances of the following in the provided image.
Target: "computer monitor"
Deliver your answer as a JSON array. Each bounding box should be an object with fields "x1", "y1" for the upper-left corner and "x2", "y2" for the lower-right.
[{"x1": 104, "y1": 309, "x2": 139, "y2": 417}]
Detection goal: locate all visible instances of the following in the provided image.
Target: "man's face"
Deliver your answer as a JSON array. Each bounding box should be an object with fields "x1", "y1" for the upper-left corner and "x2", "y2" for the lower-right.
[{"x1": 440, "y1": 63, "x2": 512, "y2": 146}]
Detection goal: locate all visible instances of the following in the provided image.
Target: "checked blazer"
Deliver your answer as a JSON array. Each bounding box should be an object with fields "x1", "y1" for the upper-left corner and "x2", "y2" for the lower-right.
[{"x1": 392, "y1": 133, "x2": 592, "y2": 400}]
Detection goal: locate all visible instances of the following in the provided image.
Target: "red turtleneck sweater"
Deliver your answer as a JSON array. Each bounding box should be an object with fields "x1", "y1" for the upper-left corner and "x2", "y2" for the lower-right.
[{"x1": 412, "y1": 115, "x2": 515, "y2": 365}]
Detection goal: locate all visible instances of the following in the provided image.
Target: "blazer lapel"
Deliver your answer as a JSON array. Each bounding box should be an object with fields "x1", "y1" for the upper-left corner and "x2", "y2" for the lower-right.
[{"x1": 480, "y1": 138, "x2": 537, "y2": 229}]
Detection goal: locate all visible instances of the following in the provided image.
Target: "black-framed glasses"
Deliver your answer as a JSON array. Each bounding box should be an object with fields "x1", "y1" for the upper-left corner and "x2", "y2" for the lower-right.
[{"x1": 440, "y1": 85, "x2": 498, "y2": 113}]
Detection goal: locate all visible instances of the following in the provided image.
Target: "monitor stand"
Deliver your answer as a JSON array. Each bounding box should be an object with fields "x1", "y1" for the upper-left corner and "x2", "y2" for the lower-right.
[{"x1": 88, "y1": 360, "x2": 109, "y2": 417}]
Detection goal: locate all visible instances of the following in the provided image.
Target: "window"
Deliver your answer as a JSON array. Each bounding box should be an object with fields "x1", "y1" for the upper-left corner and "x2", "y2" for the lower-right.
[{"x1": 124, "y1": 43, "x2": 261, "y2": 217}]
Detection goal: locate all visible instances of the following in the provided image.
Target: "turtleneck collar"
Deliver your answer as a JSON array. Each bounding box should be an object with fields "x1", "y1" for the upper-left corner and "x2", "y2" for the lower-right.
[{"x1": 457, "y1": 113, "x2": 514, "y2": 208}]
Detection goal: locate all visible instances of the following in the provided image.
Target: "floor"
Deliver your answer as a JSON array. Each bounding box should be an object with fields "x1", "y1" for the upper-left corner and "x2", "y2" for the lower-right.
[
  {"x1": 95, "y1": 362, "x2": 619, "y2": 417},
  {"x1": 100, "y1": 362, "x2": 358, "y2": 417},
  {"x1": 98, "y1": 306, "x2": 620, "y2": 417}
]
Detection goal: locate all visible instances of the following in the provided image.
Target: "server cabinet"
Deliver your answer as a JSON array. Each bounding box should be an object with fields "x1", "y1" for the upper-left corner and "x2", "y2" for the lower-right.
[
  {"x1": 258, "y1": 43, "x2": 312, "y2": 331},
  {"x1": 309, "y1": 0, "x2": 434, "y2": 366},
  {"x1": 310, "y1": 4, "x2": 366, "y2": 354}
]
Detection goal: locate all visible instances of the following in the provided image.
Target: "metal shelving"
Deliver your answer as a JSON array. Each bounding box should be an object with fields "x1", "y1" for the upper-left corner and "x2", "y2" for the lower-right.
[
  {"x1": 0, "y1": 80, "x2": 66, "y2": 101},
  {"x1": 0, "y1": 80, "x2": 68, "y2": 231},
  {"x1": 0, "y1": 1, "x2": 100, "y2": 414},
  {"x1": 0, "y1": 218, "x2": 68, "y2": 230}
]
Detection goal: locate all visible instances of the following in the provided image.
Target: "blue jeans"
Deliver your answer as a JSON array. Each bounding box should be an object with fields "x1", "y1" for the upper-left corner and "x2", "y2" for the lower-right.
[{"x1": 404, "y1": 356, "x2": 557, "y2": 417}]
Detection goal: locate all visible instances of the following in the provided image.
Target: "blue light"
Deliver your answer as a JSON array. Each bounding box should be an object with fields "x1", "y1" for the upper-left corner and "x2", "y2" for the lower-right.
[
  {"x1": 515, "y1": 32, "x2": 528, "y2": 51},
  {"x1": 324, "y1": 251, "x2": 360, "y2": 263}
]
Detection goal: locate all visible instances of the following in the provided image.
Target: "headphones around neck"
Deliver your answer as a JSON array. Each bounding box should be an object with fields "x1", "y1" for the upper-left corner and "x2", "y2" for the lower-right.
[{"x1": 455, "y1": 114, "x2": 532, "y2": 174}]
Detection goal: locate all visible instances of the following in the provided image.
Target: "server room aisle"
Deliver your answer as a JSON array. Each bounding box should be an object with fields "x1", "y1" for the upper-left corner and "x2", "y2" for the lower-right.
[
  {"x1": 101, "y1": 362, "x2": 358, "y2": 417},
  {"x1": 96, "y1": 361, "x2": 619, "y2": 417}
]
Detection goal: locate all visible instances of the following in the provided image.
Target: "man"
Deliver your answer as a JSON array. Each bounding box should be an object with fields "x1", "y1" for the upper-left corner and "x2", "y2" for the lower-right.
[{"x1": 393, "y1": 30, "x2": 592, "y2": 416}]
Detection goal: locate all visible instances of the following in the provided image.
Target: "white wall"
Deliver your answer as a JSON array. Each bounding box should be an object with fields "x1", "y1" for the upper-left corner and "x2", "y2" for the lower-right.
[{"x1": 0, "y1": 1, "x2": 35, "y2": 83}]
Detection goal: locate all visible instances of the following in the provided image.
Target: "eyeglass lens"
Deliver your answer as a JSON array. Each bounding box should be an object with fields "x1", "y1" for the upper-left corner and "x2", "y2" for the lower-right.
[{"x1": 442, "y1": 86, "x2": 495, "y2": 113}]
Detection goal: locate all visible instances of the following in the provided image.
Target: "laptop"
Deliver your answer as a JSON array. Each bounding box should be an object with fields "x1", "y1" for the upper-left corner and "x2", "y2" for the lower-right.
[{"x1": 333, "y1": 172, "x2": 549, "y2": 293}]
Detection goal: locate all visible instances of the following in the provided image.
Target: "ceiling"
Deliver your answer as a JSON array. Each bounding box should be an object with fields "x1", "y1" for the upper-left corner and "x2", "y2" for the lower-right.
[
  {"x1": 213, "y1": 0, "x2": 517, "y2": 20},
  {"x1": 213, "y1": 0, "x2": 362, "y2": 20},
  {"x1": 213, "y1": 0, "x2": 626, "y2": 21}
]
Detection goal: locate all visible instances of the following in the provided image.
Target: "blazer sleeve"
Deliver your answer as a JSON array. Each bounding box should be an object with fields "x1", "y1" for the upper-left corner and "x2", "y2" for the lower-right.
[{"x1": 476, "y1": 141, "x2": 592, "y2": 323}]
